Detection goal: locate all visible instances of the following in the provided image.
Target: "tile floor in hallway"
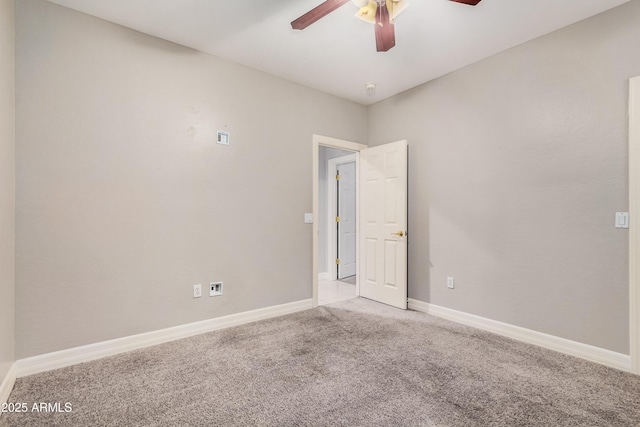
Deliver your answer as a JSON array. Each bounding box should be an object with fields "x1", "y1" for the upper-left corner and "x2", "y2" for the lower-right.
[{"x1": 318, "y1": 275, "x2": 356, "y2": 305}]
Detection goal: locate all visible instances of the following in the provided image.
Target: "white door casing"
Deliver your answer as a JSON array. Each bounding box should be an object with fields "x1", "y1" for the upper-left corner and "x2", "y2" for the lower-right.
[
  {"x1": 630, "y1": 76, "x2": 640, "y2": 375},
  {"x1": 359, "y1": 140, "x2": 408, "y2": 309},
  {"x1": 338, "y1": 161, "x2": 357, "y2": 279}
]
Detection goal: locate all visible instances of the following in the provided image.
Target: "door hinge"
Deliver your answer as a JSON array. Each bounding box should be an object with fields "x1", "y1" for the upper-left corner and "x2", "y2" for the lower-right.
[
  {"x1": 336, "y1": 258, "x2": 341, "y2": 264},
  {"x1": 336, "y1": 173, "x2": 340, "y2": 181},
  {"x1": 336, "y1": 216, "x2": 340, "y2": 223}
]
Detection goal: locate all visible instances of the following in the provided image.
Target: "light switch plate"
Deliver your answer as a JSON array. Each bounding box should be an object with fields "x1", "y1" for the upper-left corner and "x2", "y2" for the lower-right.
[
  {"x1": 447, "y1": 277, "x2": 455, "y2": 289},
  {"x1": 304, "y1": 213, "x2": 313, "y2": 224},
  {"x1": 615, "y1": 212, "x2": 629, "y2": 229}
]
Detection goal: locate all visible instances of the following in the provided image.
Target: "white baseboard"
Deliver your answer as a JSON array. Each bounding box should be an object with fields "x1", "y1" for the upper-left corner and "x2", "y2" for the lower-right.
[
  {"x1": 16, "y1": 299, "x2": 313, "y2": 378},
  {"x1": 0, "y1": 363, "x2": 17, "y2": 406},
  {"x1": 408, "y1": 299, "x2": 631, "y2": 372},
  {"x1": 318, "y1": 272, "x2": 330, "y2": 281}
]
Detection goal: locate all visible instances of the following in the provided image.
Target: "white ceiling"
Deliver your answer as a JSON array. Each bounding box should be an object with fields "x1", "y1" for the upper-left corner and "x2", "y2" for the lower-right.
[{"x1": 47, "y1": 0, "x2": 629, "y2": 105}]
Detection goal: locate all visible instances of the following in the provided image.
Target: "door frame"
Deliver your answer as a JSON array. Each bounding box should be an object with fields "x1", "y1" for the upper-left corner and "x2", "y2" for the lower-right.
[
  {"x1": 328, "y1": 154, "x2": 357, "y2": 281},
  {"x1": 630, "y1": 76, "x2": 640, "y2": 375},
  {"x1": 312, "y1": 135, "x2": 367, "y2": 307}
]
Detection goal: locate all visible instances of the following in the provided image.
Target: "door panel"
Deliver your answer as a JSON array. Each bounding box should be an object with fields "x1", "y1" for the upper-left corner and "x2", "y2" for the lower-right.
[
  {"x1": 359, "y1": 140, "x2": 408, "y2": 309},
  {"x1": 365, "y1": 238, "x2": 376, "y2": 281}
]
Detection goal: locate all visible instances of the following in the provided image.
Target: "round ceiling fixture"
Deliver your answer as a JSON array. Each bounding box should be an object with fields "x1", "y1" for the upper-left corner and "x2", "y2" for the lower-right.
[{"x1": 365, "y1": 83, "x2": 377, "y2": 95}]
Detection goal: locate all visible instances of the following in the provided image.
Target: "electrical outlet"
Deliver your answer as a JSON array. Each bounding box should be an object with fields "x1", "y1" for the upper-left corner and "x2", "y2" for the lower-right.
[
  {"x1": 447, "y1": 277, "x2": 455, "y2": 289},
  {"x1": 193, "y1": 284, "x2": 202, "y2": 298},
  {"x1": 210, "y1": 282, "x2": 223, "y2": 297}
]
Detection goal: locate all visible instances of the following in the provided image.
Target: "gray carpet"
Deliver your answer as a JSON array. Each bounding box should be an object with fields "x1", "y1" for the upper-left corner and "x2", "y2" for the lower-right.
[{"x1": 3, "y1": 298, "x2": 640, "y2": 426}]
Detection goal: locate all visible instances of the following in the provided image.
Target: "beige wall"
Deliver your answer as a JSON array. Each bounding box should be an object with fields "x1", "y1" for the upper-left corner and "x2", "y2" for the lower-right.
[
  {"x1": 369, "y1": 1, "x2": 640, "y2": 354},
  {"x1": 15, "y1": 0, "x2": 367, "y2": 358},
  {"x1": 0, "y1": 0, "x2": 15, "y2": 382}
]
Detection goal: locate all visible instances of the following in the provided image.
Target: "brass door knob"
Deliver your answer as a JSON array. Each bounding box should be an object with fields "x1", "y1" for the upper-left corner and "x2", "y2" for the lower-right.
[{"x1": 391, "y1": 231, "x2": 405, "y2": 237}]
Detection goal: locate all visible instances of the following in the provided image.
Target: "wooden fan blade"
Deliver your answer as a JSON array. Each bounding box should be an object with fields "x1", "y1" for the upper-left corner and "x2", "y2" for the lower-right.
[
  {"x1": 375, "y1": 3, "x2": 395, "y2": 52},
  {"x1": 291, "y1": 0, "x2": 351, "y2": 30},
  {"x1": 449, "y1": 0, "x2": 482, "y2": 5}
]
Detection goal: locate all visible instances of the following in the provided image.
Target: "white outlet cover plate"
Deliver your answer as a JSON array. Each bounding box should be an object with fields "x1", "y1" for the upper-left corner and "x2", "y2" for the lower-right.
[
  {"x1": 304, "y1": 213, "x2": 313, "y2": 224},
  {"x1": 193, "y1": 284, "x2": 202, "y2": 298}
]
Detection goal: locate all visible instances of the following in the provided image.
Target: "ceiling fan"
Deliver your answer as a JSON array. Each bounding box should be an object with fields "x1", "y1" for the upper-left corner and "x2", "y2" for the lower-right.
[{"x1": 291, "y1": 0, "x2": 482, "y2": 52}]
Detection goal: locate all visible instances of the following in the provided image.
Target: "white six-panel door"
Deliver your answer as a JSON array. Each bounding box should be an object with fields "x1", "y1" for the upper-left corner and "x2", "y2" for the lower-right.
[
  {"x1": 359, "y1": 140, "x2": 408, "y2": 309},
  {"x1": 338, "y1": 161, "x2": 357, "y2": 279}
]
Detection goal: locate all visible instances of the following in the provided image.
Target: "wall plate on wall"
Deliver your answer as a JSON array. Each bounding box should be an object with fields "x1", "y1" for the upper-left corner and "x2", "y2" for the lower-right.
[
  {"x1": 217, "y1": 130, "x2": 230, "y2": 145},
  {"x1": 210, "y1": 282, "x2": 223, "y2": 296},
  {"x1": 615, "y1": 212, "x2": 629, "y2": 229}
]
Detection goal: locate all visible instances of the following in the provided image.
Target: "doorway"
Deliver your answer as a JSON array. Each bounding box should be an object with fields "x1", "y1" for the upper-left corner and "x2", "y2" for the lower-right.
[
  {"x1": 319, "y1": 153, "x2": 357, "y2": 305},
  {"x1": 311, "y1": 135, "x2": 408, "y2": 309},
  {"x1": 319, "y1": 149, "x2": 358, "y2": 305},
  {"x1": 328, "y1": 154, "x2": 357, "y2": 280},
  {"x1": 312, "y1": 136, "x2": 366, "y2": 307}
]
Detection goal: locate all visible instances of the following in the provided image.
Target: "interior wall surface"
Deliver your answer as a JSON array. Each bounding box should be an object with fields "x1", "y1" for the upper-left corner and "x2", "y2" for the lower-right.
[
  {"x1": 0, "y1": 0, "x2": 15, "y2": 381},
  {"x1": 15, "y1": 0, "x2": 367, "y2": 358},
  {"x1": 368, "y1": 1, "x2": 640, "y2": 354}
]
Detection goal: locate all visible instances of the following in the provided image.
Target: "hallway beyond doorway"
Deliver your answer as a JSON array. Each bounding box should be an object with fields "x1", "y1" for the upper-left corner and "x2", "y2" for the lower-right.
[{"x1": 318, "y1": 276, "x2": 356, "y2": 305}]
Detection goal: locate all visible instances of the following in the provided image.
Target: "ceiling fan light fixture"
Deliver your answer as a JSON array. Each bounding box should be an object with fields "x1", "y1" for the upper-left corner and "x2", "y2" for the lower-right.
[
  {"x1": 355, "y1": 0, "x2": 378, "y2": 24},
  {"x1": 386, "y1": 0, "x2": 408, "y2": 22},
  {"x1": 292, "y1": 0, "x2": 409, "y2": 51}
]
